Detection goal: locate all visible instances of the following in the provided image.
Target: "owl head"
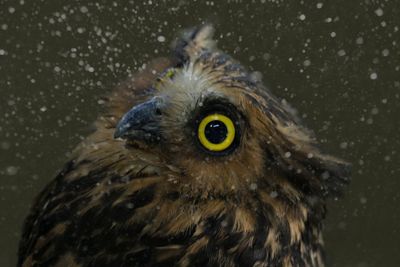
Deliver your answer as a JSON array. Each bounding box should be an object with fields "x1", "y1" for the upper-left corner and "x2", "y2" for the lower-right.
[{"x1": 113, "y1": 25, "x2": 350, "y2": 200}]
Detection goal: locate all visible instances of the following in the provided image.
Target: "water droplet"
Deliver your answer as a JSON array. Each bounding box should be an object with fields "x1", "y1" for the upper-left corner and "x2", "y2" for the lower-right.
[
  {"x1": 303, "y1": 59, "x2": 311, "y2": 67},
  {"x1": 270, "y1": 191, "x2": 278, "y2": 198},
  {"x1": 382, "y1": 49, "x2": 389, "y2": 57},
  {"x1": 80, "y1": 6, "x2": 88, "y2": 13},
  {"x1": 375, "y1": 8, "x2": 384, "y2": 17},
  {"x1": 157, "y1": 35, "x2": 166, "y2": 42},
  {"x1": 250, "y1": 183, "x2": 258, "y2": 190},
  {"x1": 321, "y1": 171, "x2": 330, "y2": 180},
  {"x1": 337, "y1": 49, "x2": 346, "y2": 56},
  {"x1": 6, "y1": 166, "x2": 18, "y2": 175}
]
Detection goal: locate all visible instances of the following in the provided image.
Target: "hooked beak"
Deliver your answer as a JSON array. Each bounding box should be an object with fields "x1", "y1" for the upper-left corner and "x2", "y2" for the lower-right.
[{"x1": 114, "y1": 96, "x2": 164, "y2": 143}]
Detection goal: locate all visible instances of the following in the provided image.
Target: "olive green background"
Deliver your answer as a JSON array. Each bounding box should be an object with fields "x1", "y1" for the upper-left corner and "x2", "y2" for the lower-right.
[{"x1": 1, "y1": 0, "x2": 399, "y2": 266}]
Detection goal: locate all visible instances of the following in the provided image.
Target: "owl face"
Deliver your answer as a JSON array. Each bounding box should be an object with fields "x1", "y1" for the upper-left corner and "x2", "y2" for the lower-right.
[
  {"x1": 115, "y1": 62, "x2": 267, "y2": 194},
  {"x1": 114, "y1": 25, "x2": 349, "y2": 198}
]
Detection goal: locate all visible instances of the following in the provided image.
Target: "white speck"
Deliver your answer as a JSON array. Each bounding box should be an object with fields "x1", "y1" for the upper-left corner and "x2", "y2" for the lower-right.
[
  {"x1": 1, "y1": 24, "x2": 8, "y2": 30},
  {"x1": 321, "y1": 171, "x2": 330, "y2": 180},
  {"x1": 375, "y1": 8, "x2": 384, "y2": 17},
  {"x1": 337, "y1": 49, "x2": 346, "y2": 56},
  {"x1": 86, "y1": 65, "x2": 94, "y2": 72},
  {"x1": 157, "y1": 35, "x2": 166, "y2": 42},
  {"x1": 40, "y1": 106, "x2": 47, "y2": 112},
  {"x1": 270, "y1": 191, "x2": 278, "y2": 198},
  {"x1": 1, "y1": 142, "x2": 10, "y2": 150},
  {"x1": 381, "y1": 98, "x2": 387, "y2": 104},
  {"x1": 307, "y1": 153, "x2": 314, "y2": 159},
  {"x1": 284, "y1": 151, "x2": 291, "y2": 158},
  {"x1": 370, "y1": 72, "x2": 378, "y2": 80},
  {"x1": 316, "y1": 3, "x2": 323, "y2": 9},
  {"x1": 0, "y1": 49, "x2": 6, "y2": 56},
  {"x1": 303, "y1": 59, "x2": 311, "y2": 67},
  {"x1": 249, "y1": 183, "x2": 258, "y2": 191},
  {"x1": 126, "y1": 203, "x2": 134, "y2": 209},
  {"x1": 80, "y1": 6, "x2": 88, "y2": 13},
  {"x1": 382, "y1": 49, "x2": 389, "y2": 57},
  {"x1": 330, "y1": 32, "x2": 336, "y2": 38},
  {"x1": 356, "y1": 37, "x2": 364, "y2": 44},
  {"x1": 371, "y1": 107, "x2": 379, "y2": 115},
  {"x1": 299, "y1": 14, "x2": 306, "y2": 21},
  {"x1": 340, "y1": 142, "x2": 348, "y2": 149},
  {"x1": 8, "y1": 7, "x2": 16, "y2": 13},
  {"x1": 6, "y1": 166, "x2": 18, "y2": 176},
  {"x1": 54, "y1": 66, "x2": 61, "y2": 72}
]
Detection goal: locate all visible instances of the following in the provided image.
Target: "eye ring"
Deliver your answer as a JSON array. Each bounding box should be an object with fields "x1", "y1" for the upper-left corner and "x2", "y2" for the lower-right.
[{"x1": 198, "y1": 114, "x2": 236, "y2": 152}]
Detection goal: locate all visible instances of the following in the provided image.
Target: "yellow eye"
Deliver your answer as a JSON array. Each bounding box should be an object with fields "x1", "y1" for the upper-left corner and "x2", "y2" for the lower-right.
[{"x1": 198, "y1": 114, "x2": 236, "y2": 152}]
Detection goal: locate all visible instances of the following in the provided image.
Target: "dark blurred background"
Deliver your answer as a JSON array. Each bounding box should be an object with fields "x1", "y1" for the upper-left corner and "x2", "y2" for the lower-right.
[{"x1": 1, "y1": 0, "x2": 399, "y2": 266}]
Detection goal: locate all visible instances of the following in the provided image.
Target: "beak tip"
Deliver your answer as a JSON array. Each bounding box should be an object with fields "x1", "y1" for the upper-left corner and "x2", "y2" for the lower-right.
[
  {"x1": 113, "y1": 131, "x2": 121, "y2": 139},
  {"x1": 113, "y1": 122, "x2": 126, "y2": 139}
]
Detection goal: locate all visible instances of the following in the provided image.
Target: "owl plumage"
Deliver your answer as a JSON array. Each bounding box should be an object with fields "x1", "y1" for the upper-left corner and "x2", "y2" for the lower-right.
[{"x1": 18, "y1": 25, "x2": 350, "y2": 267}]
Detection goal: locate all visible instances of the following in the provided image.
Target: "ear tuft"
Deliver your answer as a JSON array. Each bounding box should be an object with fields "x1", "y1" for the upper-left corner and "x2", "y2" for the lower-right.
[{"x1": 172, "y1": 24, "x2": 216, "y2": 64}]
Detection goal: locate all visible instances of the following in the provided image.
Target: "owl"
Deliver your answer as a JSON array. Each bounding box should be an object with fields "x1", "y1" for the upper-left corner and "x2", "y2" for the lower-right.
[{"x1": 18, "y1": 25, "x2": 350, "y2": 267}]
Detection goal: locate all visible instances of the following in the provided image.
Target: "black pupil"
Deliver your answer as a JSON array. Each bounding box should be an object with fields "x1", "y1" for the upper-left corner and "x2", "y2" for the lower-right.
[{"x1": 205, "y1": 120, "x2": 228, "y2": 144}]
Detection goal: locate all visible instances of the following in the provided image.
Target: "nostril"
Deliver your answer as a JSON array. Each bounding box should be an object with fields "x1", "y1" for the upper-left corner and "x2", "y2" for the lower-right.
[{"x1": 155, "y1": 108, "x2": 162, "y2": 116}]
